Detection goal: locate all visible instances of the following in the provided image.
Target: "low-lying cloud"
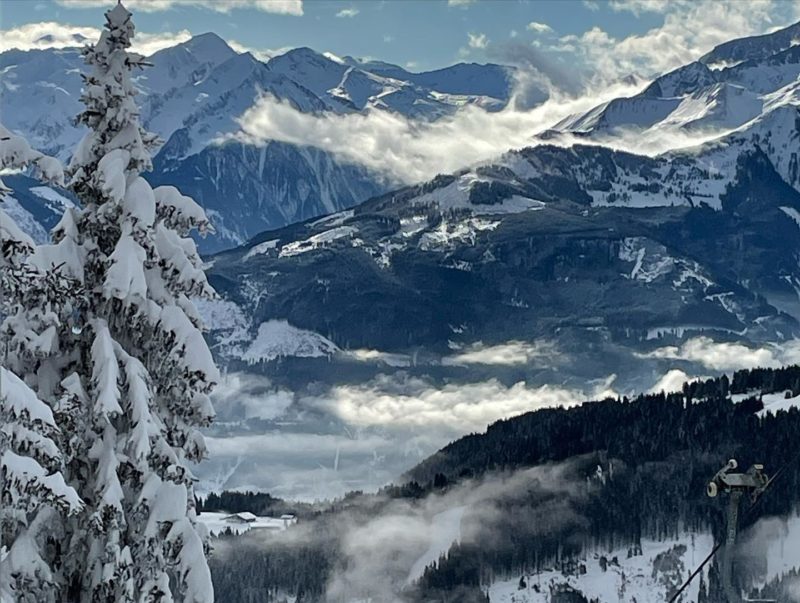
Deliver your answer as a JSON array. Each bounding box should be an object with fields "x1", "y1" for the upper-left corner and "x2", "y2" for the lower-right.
[
  {"x1": 202, "y1": 430, "x2": 406, "y2": 500},
  {"x1": 443, "y1": 340, "x2": 562, "y2": 367},
  {"x1": 640, "y1": 336, "x2": 800, "y2": 372},
  {"x1": 225, "y1": 78, "x2": 644, "y2": 184},
  {"x1": 648, "y1": 368, "x2": 704, "y2": 394},
  {"x1": 212, "y1": 459, "x2": 592, "y2": 602},
  {"x1": 197, "y1": 369, "x2": 618, "y2": 499},
  {"x1": 211, "y1": 372, "x2": 293, "y2": 421},
  {"x1": 327, "y1": 462, "x2": 587, "y2": 601},
  {"x1": 224, "y1": 78, "x2": 758, "y2": 185},
  {"x1": 199, "y1": 335, "x2": 800, "y2": 499},
  {"x1": 309, "y1": 372, "x2": 617, "y2": 433},
  {"x1": 0, "y1": 21, "x2": 193, "y2": 56},
  {"x1": 736, "y1": 513, "x2": 800, "y2": 598}
]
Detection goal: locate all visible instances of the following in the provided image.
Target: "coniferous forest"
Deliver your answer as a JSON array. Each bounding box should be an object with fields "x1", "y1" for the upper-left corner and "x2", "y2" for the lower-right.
[{"x1": 204, "y1": 365, "x2": 800, "y2": 602}]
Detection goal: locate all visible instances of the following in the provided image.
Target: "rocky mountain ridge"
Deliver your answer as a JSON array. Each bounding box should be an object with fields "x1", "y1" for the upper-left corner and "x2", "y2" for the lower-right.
[{"x1": 0, "y1": 33, "x2": 516, "y2": 252}]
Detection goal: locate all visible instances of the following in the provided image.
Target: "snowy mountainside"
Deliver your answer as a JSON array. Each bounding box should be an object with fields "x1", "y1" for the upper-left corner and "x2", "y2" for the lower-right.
[
  {"x1": 142, "y1": 49, "x2": 329, "y2": 158},
  {"x1": 148, "y1": 138, "x2": 385, "y2": 251},
  {"x1": 0, "y1": 174, "x2": 75, "y2": 243},
  {"x1": 486, "y1": 518, "x2": 800, "y2": 603},
  {"x1": 343, "y1": 55, "x2": 516, "y2": 100},
  {"x1": 0, "y1": 34, "x2": 515, "y2": 252},
  {"x1": 136, "y1": 31, "x2": 238, "y2": 95},
  {"x1": 202, "y1": 131, "x2": 800, "y2": 401},
  {"x1": 269, "y1": 48, "x2": 514, "y2": 116},
  {"x1": 554, "y1": 21, "x2": 800, "y2": 142},
  {"x1": 700, "y1": 20, "x2": 800, "y2": 67},
  {"x1": 488, "y1": 533, "x2": 714, "y2": 603},
  {"x1": 0, "y1": 48, "x2": 85, "y2": 158}
]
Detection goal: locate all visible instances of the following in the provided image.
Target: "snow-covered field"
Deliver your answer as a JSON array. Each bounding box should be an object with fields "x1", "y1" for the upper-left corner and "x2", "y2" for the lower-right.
[
  {"x1": 486, "y1": 510, "x2": 800, "y2": 603},
  {"x1": 487, "y1": 533, "x2": 714, "y2": 603},
  {"x1": 757, "y1": 391, "x2": 800, "y2": 417}
]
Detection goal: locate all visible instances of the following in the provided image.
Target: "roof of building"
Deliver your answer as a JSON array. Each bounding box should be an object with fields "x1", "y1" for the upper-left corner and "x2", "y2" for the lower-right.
[{"x1": 225, "y1": 511, "x2": 257, "y2": 522}]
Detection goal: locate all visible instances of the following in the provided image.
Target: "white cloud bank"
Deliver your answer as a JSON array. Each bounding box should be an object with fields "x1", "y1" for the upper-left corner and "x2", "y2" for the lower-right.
[
  {"x1": 0, "y1": 21, "x2": 192, "y2": 55},
  {"x1": 211, "y1": 372, "x2": 293, "y2": 421},
  {"x1": 557, "y1": 0, "x2": 796, "y2": 83},
  {"x1": 226, "y1": 78, "x2": 643, "y2": 184},
  {"x1": 309, "y1": 373, "x2": 617, "y2": 434},
  {"x1": 443, "y1": 340, "x2": 561, "y2": 367},
  {"x1": 0, "y1": 22, "x2": 99, "y2": 52},
  {"x1": 641, "y1": 337, "x2": 800, "y2": 372},
  {"x1": 55, "y1": 0, "x2": 304, "y2": 15}
]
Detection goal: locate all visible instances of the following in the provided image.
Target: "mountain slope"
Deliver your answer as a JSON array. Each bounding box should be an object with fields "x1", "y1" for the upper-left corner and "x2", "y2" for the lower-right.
[
  {"x1": 205, "y1": 119, "x2": 800, "y2": 375},
  {"x1": 149, "y1": 140, "x2": 385, "y2": 250},
  {"x1": 700, "y1": 20, "x2": 800, "y2": 67},
  {"x1": 0, "y1": 35, "x2": 515, "y2": 252},
  {"x1": 554, "y1": 22, "x2": 800, "y2": 144},
  {"x1": 203, "y1": 365, "x2": 800, "y2": 603}
]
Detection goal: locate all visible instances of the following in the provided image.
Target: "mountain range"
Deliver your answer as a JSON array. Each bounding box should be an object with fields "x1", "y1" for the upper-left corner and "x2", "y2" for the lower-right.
[
  {"x1": 5, "y1": 15, "x2": 800, "y2": 603},
  {"x1": 553, "y1": 21, "x2": 800, "y2": 138},
  {"x1": 0, "y1": 33, "x2": 517, "y2": 252},
  {"x1": 202, "y1": 20, "x2": 800, "y2": 386},
  {"x1": 4, "y1": 14, "x2": 800, "y2": 506}
]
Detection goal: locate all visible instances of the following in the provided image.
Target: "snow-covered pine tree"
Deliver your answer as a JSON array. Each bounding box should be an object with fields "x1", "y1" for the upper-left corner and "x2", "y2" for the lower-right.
[
  {"x1": 0, "y1": 123, "x2": 63, "y2": 199},
  {"x1": 2, "y1": 4, "x2": 218, "y2": 601},
  {"x1": 0, "y1": 127, "x2": 83, "y2": 602},
  {"x1": 0, "y1": 369, "x2": 83, "y2": 603}
]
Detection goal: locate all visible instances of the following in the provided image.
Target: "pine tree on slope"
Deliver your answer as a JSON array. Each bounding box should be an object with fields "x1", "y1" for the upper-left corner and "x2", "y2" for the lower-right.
[
  {"x1": 0, "y1": 127, "x2": 83, "y2": 602},
  {"x1": 2, "y1": 4, "x2": 218, "y2": 601}
]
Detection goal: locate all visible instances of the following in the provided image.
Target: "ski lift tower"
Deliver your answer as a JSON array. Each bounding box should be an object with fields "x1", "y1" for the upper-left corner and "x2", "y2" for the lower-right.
[{"x1": 706, "y1": 459, "x2": 770, "y2": 603}]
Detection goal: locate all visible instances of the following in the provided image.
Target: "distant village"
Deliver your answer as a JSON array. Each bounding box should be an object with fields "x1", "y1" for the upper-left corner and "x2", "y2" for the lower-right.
[{"x1": 200, "y1": 511, "x2": 299, "y2": 537}]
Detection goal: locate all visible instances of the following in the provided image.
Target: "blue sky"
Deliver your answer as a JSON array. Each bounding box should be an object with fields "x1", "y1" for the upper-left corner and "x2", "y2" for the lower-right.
[
  {"x1": 1, "y1": 0, "x2": 659, "y2": 70},
  {"x1": 0, "y1": 0, "x2": 798, "y2": 78}
]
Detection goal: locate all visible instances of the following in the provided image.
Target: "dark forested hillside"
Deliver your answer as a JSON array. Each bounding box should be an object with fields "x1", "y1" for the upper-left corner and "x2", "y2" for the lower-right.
[
  {"x1": 207, "y1": 365, "x2": 800, "y2": 602},
  {"x1": 407, "y1": 365, "x2": 800, "y2": 489}
]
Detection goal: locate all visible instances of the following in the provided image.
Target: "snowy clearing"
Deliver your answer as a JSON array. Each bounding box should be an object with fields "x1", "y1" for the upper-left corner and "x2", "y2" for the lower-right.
[{"x1": 757, "y1": 391, "x2": 800, "y2": 417}]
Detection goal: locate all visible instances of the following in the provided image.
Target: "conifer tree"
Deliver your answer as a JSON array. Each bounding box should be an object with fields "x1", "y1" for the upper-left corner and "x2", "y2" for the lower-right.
[
  {"x1": 0, "y1": 126, "x2": 82, "y2": 603},
  {"x1": 2, "y1": 4, "x2": 218, "y2": 600}
]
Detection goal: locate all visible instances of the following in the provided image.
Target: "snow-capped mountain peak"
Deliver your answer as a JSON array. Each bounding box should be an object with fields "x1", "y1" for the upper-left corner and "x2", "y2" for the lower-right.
[
  {"x1": 176, "y1": 31, "x2": 237, "y2": 65},
  {"x1": 553, "y1": 21, "x2": 800, "y2": 153},
  {"x1": 700, "y1": 20, "x2": 800, "y2": 68}
]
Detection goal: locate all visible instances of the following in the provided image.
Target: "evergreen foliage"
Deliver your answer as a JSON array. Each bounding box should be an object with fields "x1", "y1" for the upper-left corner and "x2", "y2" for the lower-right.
[
  {"x1": 207, "y1": 366, "x2": 800, "y2": 602},
  {"x1": 0, "y1": 123, "x2": 79, "y2": 602},
  {"x1": 1, "y1": 4, "x2": 218, "y2": 600}
]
